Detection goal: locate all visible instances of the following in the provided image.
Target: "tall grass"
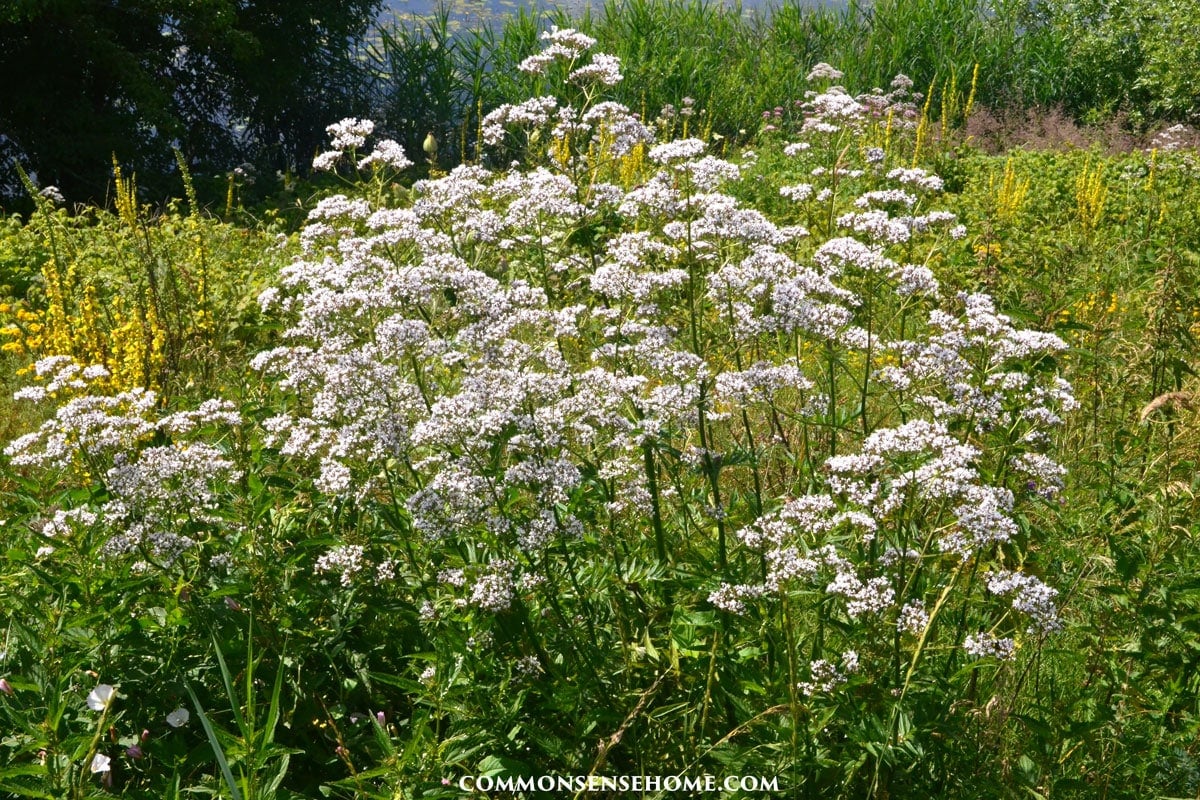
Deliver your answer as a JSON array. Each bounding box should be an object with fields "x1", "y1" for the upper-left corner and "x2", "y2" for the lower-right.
[{"x1": 365, "y1": 0, "x2": 1071, "y2": 157}]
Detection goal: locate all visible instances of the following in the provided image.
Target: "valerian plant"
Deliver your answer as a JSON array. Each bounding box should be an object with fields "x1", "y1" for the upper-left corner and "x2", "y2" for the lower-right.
[
  {"x1": 250, "y1": 31, "x2": 1075, "y2": 796},
  {"x1": 3, "y1": 30, "x2": 1076, "y2": 799}
]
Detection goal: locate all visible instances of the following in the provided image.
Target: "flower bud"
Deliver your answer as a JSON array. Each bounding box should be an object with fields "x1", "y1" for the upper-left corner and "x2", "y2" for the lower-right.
[
  {"x1": 126, "y1": 744, "x2": 143, "y2": 760},
  {"x1": 0, "y1": 678, "x2": 13, "y2": 696}
]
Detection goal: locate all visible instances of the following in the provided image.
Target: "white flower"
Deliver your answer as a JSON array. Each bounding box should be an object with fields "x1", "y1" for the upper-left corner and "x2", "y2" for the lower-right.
[
  {"x1": 312, "y1": 150, "x2": 341, "y2": 171},
  {"x1": 963, "y1": 632, "x2": 1016, "y2": 660},
  {"x1": 166, "y1": 707, "x2": 190, "y2": 727},
  {"x1": 90, "y1": 753, "x2": 111, "y2": 773},
  {"x1": 807, "y1": 62, "x2": 844, "y2": 81},
  {"x1": 315, "y1": 544, "x2": 366, "y2": 587},
  {"x1": 648, "y1": 138, "x2": 707, "y2": 164},
  {"x1": 39, "y1": 185, "x2": 66, "y2": 204},
  {"x1": 798, "y1": 658, "x2": 846, "y2": 696},
  {"x1": 358, "y1": 139, "x2": 413, "y2": 171},
  {"x1": 897, "y1": 600, "x2": 929, "y2": 635},
  {"x1": 470, "y1": 571, "x2": 515, "y2": 613},
  {"x1": 325, "y1": 117, "x2": 374, "y2": 150},
  {"x1": 569, "y1": 53, "x2": 623, "y2": 86},
  {"x1": 87, "y1": 684, "x2": 115, "y2": 711},
  {"x1": 780, "y1": 183, "x2": 814, "y2": 202}
]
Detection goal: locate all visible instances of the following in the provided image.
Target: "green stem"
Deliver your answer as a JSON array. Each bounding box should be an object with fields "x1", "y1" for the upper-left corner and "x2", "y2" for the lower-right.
[{"x1": 642, "y1": 440, "x2": 668, "y2": 565}]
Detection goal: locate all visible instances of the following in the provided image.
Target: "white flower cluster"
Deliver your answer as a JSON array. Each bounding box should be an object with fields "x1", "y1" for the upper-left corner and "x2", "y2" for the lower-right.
[
  {"x1": 313, "y1": 117, "x2": 412, "y2": 172},
  {"x1": 896, "y1": 600, "x2": 929, "y2": 635},
  {"x1": 518, "y1": 26, "x2": 597, "y2": 75},
  {"x1": 798, "y1": 650, "x2": 859, "y2": 696},
  {"x1": 569, "y1": 53, "x2": 623, "y2": 87},
  {"x1": 826, "y1": 572, "x2": 896, "y2": 618},
  {"x1": 470, "y1": 571, "x2": 514, "y2": 612},
  {"x1": 39, "y1": 185, "x2": 66, "y2": 204},
  {"x1": 327, "y1": 118, "x2": 375, "y2": 150},
  {"x1": 986, "y1": 570, "x2": 1062, "y2": 633},
  {"x1": 963, "y1": 632, "x2": 1016, "y2": 660},
  {"x1": 806, "y1": 63, "x2": 845, "y2": 82},
  {"x1": 6, "y1": 58, "x2": 1081, "y2": 717},
  {"x1": 488, "y1": 33, "x2": 652, "y2": 161},
  {"x1": 358, "y1": 139, "x2": 414, "y2": 171},
  {"x1": 708, "y1": 582, "x2": 767, "y2": 614},
  {"x1": 6, "y1": 387, "x2": 157, "y2": 469},
  {"x1": 482, "y1": 96, "x2": 562, "y2": 146},
  {"x1": 316, "y1": 544, "x2": 367, "y2": 587},
  {"x1": 788, "y1": 73, "x2": 920, "y2": 140},
  {"x1": 6, "y1": 357, "x2": 243, "y2": 566}
]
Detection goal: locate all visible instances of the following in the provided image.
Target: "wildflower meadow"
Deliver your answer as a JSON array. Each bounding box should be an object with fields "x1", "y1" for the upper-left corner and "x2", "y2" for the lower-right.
[{"x1": 3, "y1": 8, "x2": 1200, "y2": 800}]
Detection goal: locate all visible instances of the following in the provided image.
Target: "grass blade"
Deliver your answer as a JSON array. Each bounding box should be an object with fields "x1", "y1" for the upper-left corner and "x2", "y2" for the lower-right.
[
  {"x1": 185, "y1": 681, "x2": 244, "y2": 800},
  {"x1": 211, "y1": 634, "x2": 248, "y2": 737}
]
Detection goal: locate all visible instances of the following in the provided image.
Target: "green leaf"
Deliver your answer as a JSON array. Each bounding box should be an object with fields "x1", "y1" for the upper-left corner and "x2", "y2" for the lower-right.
[
  {"x1": 185, "y1": 681, "x2": 244, "y2": 800},
  {"x1": 0, "y1": 781, "x2": 55, "y2": 799},
  {"x1": 212, "y1": 634, "x2": 248, "y2": 738},
  {"x1": 477, "y1": 755, "x2": 534, "y2": 777}
]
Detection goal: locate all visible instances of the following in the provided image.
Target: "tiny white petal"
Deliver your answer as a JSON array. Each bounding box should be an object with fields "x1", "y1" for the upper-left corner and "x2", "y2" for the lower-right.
[
  {"x1": 90, "y1": 753, "x2": 111, "y2": 773},
  {"x1": 166, "y1": 707, "x2": 190, "y2": 727},
  {"x1": 87, "y1": 684, "x2": 115, "y2": 711}
]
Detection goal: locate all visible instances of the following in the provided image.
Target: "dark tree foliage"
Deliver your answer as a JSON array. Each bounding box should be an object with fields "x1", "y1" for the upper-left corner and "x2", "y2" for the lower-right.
[{"x1": 0, "y1": 0, "x2": 381, "y2": 205}]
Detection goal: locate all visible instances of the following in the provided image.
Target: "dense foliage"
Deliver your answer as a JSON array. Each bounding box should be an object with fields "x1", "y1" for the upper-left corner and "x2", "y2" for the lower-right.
[
  {"x1": 2, "y1": 10, "x2": 1200, "y2": 800},
  {"x1": 0, "y1": 0, "x2": 380, "y2": 204},
  {"x1": 6, "y1": 0, "x2": 1200, "y2": 208},
  {"x1": 351, "y1": 0, "x2": 1200, "y2": 171}
]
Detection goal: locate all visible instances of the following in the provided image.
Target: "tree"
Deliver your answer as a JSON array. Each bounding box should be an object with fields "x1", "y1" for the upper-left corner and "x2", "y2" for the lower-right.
[{"x1": 0, "y1": 0, "x2": 381, "y2": 206}]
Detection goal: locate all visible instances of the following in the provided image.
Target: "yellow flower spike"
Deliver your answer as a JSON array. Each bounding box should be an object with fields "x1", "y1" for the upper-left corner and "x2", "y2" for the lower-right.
[
  {"x1": 225, "y1": 173, "x2": 236, "y2": 219},
  {"x1": 940, "y1": 72, "x2": 957, "y2": 142},
  {"x1": 912, "y1": 78, "x2": 936, "y2": 167},
  {"x1": 964, "y1": 63, "x2": 979, "y2": 122},
  {"x1": 112, "y1": 157, "x2": 140, "y2": 229},
  {"x1": 1074, "y1": 157, "x2": 1107, "y2": 232},
  {"x1": 993, "y1": 158, "x2": 1029, "y2": 223}
]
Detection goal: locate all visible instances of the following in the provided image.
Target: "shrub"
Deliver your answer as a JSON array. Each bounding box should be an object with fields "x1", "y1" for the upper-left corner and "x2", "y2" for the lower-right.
[{"x1": 0, "y1": 167, "x2": 290, "y2": 401}]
